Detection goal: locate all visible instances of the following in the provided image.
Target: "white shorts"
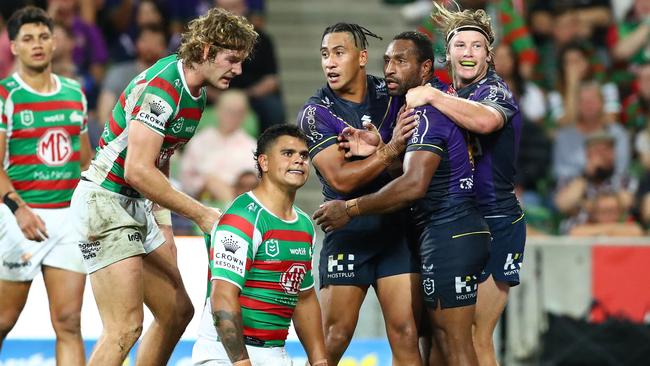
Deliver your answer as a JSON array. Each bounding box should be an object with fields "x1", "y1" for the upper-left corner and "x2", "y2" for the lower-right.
[
  {"x1": 0, "y1": 205, "x2": 86, "y2": 281},
  {"x1": 69, "y1": 179, "x2": 165, "y2": 273},
  {"x1": 192, "y1": 338, "x2": 292, "y2": 366},
  {"x1": 192, "y1": 299, "x2": 292, "y2": 366}
]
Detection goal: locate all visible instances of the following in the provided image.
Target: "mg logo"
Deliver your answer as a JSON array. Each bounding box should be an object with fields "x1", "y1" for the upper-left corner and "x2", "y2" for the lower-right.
[
  {"x1": 280, "y1": 263, "x2": 307, "y2": 294},
  {"x1": 37, "y1": 129, "x2": 72, "y2": 166}
]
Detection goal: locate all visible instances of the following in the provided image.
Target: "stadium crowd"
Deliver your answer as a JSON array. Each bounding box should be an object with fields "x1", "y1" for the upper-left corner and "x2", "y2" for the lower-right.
[{"x1": 1, "y1": 0, "x2": 648, "y2": 237}]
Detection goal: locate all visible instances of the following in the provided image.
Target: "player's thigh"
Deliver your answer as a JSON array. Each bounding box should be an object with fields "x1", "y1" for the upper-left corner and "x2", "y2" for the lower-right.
[
  {"x1": 42, "y1": 266, "x2": 85, "y2": 324},
  {"x1": 474, "y1": 275, "x2": 509, "y2": 334},
  {"x1": 375, "y1": 272, "x2": 422, "y2": 329},
  {"x1": 89, "y1": 256, "x2": 145, "y2": 329},
  {"x1": 0, "y1": 279, "x2": 31, "y2": 330},
  {"x1": 319, "y1": 284, "x2": 368, "y2": 328}
]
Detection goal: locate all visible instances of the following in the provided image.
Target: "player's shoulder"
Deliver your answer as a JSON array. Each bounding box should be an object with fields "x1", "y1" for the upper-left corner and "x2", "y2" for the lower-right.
[
  {"x1": 0, "y1": 75, "x2": 21, "y2": 99},
  {"x1": 294, "y1": 206, "x2": 315, "y2": 234},
  {"x1": 57, "y1": 75, "x2": 85, "y2": 96},
  {"x1": 223, "y1": 193, "x2": 263, "y2": 221}
]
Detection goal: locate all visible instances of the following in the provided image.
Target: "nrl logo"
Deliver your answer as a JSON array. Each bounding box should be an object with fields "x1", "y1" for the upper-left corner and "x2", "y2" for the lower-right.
[
  {"x1": 265, "y1": 239, "x2": 280, "y2": 257},
  {"x1": 171, "y1": 117, "x2": 184, "y2": 134}
]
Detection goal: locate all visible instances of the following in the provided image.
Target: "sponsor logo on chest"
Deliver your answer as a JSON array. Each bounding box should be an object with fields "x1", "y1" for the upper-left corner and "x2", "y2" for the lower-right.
[{"x1": 37, "y1": 128, "x2": 72, "y2": 166}]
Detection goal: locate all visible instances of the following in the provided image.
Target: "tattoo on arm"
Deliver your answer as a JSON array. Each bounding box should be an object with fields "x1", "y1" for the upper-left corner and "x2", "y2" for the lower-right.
[{"x1": 212, "y1": 309, "x2": 248, "y2": 362}]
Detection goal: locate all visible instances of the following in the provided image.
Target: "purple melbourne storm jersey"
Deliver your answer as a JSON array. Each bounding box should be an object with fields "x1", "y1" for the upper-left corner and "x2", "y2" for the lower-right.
[
  {"x1": 297, "y1": 75, "x2": 402, "y2": 200},
  {"x1": 406, "y1": 102, "x2": 477, "y2": 226},
  {"x1": 457, "y1": 69, "x2": 522, "y2": 216}
]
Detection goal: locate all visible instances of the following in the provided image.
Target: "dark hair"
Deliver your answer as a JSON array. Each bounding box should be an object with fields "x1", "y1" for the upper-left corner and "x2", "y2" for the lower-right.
[
  {"x1": 392, "y1": 31, "x2": 434, "y2": 64},
  {"x1": 254, "y1": 124, "x2": 308, "y2": 177},
  {"x1": 7, "y1": 6, "x2": 53, "y2": 41},
  {"x1": 136, "y1": 24, "x2": 170, "y2": 45},
  {"x1": 321, "y1": 22, "x2": 382, "y2": 50}
]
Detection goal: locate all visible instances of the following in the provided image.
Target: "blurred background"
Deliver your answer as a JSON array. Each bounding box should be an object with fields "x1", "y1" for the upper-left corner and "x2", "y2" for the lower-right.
[{"x1": 2, "y1": 0, "x2": 650, "y2": 365}]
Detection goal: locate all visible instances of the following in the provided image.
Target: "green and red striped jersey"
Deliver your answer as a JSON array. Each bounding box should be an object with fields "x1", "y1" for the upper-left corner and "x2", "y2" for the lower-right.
[
  {"x1": 209, "y1": 192, "x2": 315, "y2": 347},
  {"x1": 0, "y1": 73, "x2": 87, "y2": 208},
  {"x1": 85, "y1": 54, "x2": 206, "y2": 197}
]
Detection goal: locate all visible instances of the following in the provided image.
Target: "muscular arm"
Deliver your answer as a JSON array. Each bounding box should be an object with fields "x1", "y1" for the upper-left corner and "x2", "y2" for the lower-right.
[
  {"x1": 312, "y1": 144, "x2": 391, "y2": 194},
  {"x1": 408, "y1": 86, "x2": 504, "y2": 134},
  {"x1": 211, "y1": 279, "x2": 249, "y2": 363},
  {"x1": 354, "y1": 150, "x2": 438, "y2": 214},
  {"x1": 124, "y1": 121, "x2": 219, "y2": 232},
  {"x1": 79, "y1": 132, "x2": 92, "y2": 171},
  {"x1": 292, "y1": 288, "x2": 327, "y2": 365}
]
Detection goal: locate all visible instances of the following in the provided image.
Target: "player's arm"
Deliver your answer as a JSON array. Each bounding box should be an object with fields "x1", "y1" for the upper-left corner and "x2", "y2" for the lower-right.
[
  {"x1": 406, "y1": 84, "x2": 504, "y2": 134},
  {"x1": 293, "y1": 287, "x2": 327, "y2": 366},
  {"x1": 314, "y1": 150, "x2": 437, "y2": 231},
  {"x1": 209, "y1": 218, "x2": 255, "y2": 365},
  {"x1": 79, "y1": 132, "x2": 92, "y2": 171},
  {"x1": 211, "y1": 279, "x2": 249, "y2": 365},
  {"x1": 299, "y1": 104, "x2": 407, "y2": 194},
  {"x1": 0, "y1": 130, "x2": 48, "y2": 241},
  {"x1": 124, "y1": 121, "x2": 220, "y2": 233}
]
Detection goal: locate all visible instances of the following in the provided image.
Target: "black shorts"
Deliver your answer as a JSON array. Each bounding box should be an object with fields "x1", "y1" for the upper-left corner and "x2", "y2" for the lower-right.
[
  {"x1": 318, "y1": 210, "x2": 419, "y2": 288},
  {"x1": 479, "y1": 214, "x2": 527, "y2": 286},
  {"x1": 419, "y1": 211, "x2": 490, "y2": 309}
]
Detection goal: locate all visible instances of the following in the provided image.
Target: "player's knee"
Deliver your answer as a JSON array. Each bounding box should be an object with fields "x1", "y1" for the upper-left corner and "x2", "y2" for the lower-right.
[
  {"x1": 51, "y1": 309, "x2": 82, "y2": 337},
  {"x1": 387, "y1": 321, "x2": 419, "y2": 346},
  {"x1": 325, "y1": 322, "x2": 355, "y2": 347},
  {"x1": 0, "y1": 313, "x2": 19, "y2": 339},
  {"x1": 177, "y1": 296, "x2": 195, "y2": 327},
  {"x1": 107, "y1": 323, "x2": 143, "y2": 349}
]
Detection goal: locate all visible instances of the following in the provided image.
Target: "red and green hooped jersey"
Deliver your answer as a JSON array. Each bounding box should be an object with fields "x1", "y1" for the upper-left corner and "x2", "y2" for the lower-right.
[
  {"x1": 85, "y1": 54, "x2": 206, "y2": 197},
  {"x1": 209, "y1": 192, "x2": 315, "y2": 347},
  {"x1": 0, "y1": 73, "x2": 87, "y2": 208}
]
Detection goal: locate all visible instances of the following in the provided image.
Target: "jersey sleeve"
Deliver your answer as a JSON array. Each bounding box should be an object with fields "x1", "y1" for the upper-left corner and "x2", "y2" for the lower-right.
[
  {"x1": 296, "y1": 103, "x2": 343, "y2": 159},
  {"x1": 406, "y1": 106, "x2": 451, "y2": 157},
  {"x1": 131, "y1": 77, "x2": 179, "y2": 136},
  {"x1": 473, "y1": 83, "x2": 518, "y2": 124},
  {"x1": 209, "y1": 205, "x2": 258, "y2": 290}
]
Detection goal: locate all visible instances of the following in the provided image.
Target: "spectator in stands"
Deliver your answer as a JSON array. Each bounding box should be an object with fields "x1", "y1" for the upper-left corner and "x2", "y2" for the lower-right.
[
  {"x1": 623, "y1": 62, "x2": 650, "y2": 133},
  {"x1": 569, "y1": 190, "x2": 644, "y2": 236},
  {"x1": 555, "y1": 130, "x2": 637, "y2": 233},
  {"x1": 552, "y1": 81, "x2": 630, "y2": 182},
  {"x1": 611, "y1": 0, "x2": 650, "y2": 66},
  {"x1": 48, "y1": 0, "x2": 108, "y2": 109},
  {"x1": 233, "y1": 170, "x2": 259, "y2": 197},
  {"x1": 215, "y1": 0, "x2": 285, "y2": 133},
  {"x1": 98, "y1": 0, "x2": 170, "y2": 63},
  {"x1": 96, "y1": 26, "x2": 168, "y2": 126},
  {"x1": 180, "y1": 90, "x2": 257, "y2": 204},
  {"x1": 494, "y1": 42, "x2": 547, "y2": 124},
  {"x1": 51, "y1": 23, "x2": 77, "y2": 79},
  {"x1": 548, "y1": 42, "x2": 620, "y2": 127}
]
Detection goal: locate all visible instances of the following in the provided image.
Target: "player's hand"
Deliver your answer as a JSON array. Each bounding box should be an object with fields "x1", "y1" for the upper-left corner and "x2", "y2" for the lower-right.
[
  {"x1": 338, "y1": 122, "x2": 383, "y2": 158},
  {"x1": 196, "y1": 206, "x2": 223, "y2": 234},
  {"x1": 313, "y1": 200, "x2": 350, "y2": 232},
  {"x1": 391, "y1": 107, "x2": 418, "y2": 146},
  {"x1": 406, "y1": 84, "x2": 437, "y2": 108},
  {"x1": 15, "y1": 206, "x2": 48, "y2": 242}
]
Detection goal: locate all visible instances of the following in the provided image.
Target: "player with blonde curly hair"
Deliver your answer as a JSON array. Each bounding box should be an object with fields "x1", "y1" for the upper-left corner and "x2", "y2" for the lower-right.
[
  {"x1": 407, "y1": 2, "x2": 525, "y2": 366},
  {"x1": 68, "y1": 7, "x2": 257, "y2": 366}
]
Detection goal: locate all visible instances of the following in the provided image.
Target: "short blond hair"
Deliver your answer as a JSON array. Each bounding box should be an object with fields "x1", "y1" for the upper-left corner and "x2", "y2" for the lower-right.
[
  {"x1": 432, "y1": 1, "x2": 495, "y2": 66},
  {"x1": 178, "y1": 7, "x2": 258, "y2": 65}
]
